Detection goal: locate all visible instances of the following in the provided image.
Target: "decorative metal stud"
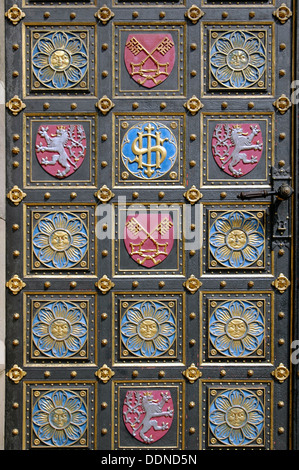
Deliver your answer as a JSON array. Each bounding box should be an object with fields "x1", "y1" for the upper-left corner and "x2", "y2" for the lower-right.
[
  {"x1": 272, "y1": 363, "x2": 289, "y2": 383},
  {"x1": 95, "y1": 275, "x2": 115, "y2": 294},
  {"x1": 95, "y1": 5, "x2": 114, "y2": 24},
  {"x1": 6, "y1": 364, "x2": 27, "y2": 384},
  {"x1": 273, "y1": 3, "x2": 292, "y2": 24},
  {"x1": 184, "y1": 95, "x2": 204, "y2": 115},
  {"x1": 182, "y1": 363, "x2": 202, "y2": 383},
  {"x1": 95, "y1": 364, "x2": 115, "y2": 383},
  {"x1": 94, "y1": 185, "x2": 115, "y2": 203},
  {"x1": 185, "y1": 5, "x2": 205, "y2": 24},
  {"x1": 273, "y1": 94, "x2": 291, "y2": 114},
  {"x1": 6, "y1": 95, "x2": 26, "y2": 115},
  {"x1": 5, "y1": 5, "x2": 25, "y2": 25},
  {"x1": 95, "y1": 95, "x2": 115, "y2": 115},
  {"x1": 272, "y1": 273, "x2": 290, "y2": 293},
  {"x1": 7, "y1": 186, "x2": 26, "y2": 205},
  {"x1": 6, "y1": 275, "x2": 26, "y2": 295},
  {"x1": 183, "y1": 275, "x2": 202, "y2": 294},
  {"x1": 183, "y1": 185, "x2": 203, "y2": 204}
]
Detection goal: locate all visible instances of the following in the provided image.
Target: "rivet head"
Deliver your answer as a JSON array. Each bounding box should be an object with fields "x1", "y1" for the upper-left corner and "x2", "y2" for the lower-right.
[
  {"x1": 189, "y1": 401, "x2": 196, "y2": 408},
  {"x1": 248, "y1": 280, "x2": 254, "y2": 288},
  {"x1": 70, "y1": 281, "x2": 77, "y2": 288},
  {"x1": 101, "y1": 402, "x2": 108, "y2": 409},
  {"x1": 189, "y1": 427, "x2": 196, "y2": 434},
  {"x1": 44, "y1": 371, "x2": 51, "y2": 378},
  {"x1": 12, "y1": 429, "x2": 19, "y2": 436},
  {"x1": 70, "y1": 371, "x2": 77, "y2": 378},
  {"x1": 44, "y1": 281, "x2": 51, "y2": 289},
  {"x1": 101, "y1": 339, "x2": 108, "y2": 346},
  {"x1": 220, "y1": 280, "x2": 226, "y2": 288},
  {"x1": 101, "y1": 428, "x2": 108, "y2": 435},
  {"x1": 158, "y1": 370, "x2": 165, "y2": 378},
  {"x1": 132, "y1": 370, "x2": 139, "y2": 378},
  {"x1": 220, "y1": 369, "x2": 226, "y2": 376},
  {"x1": 278, "y1": 427, "x2": 285, "y2": 434},
  {"x1": 132, "y1": 281, "x2": 139, "y2": 288}
]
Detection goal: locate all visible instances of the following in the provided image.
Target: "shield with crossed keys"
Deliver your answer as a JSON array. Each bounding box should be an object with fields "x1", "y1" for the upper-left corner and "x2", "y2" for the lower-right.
[
  {"x1": 124, "y1": 34, "x2": 175, "y2": 88},
  {"x1": 124, "y1": 213, "x2": 174, "y2": 268}
]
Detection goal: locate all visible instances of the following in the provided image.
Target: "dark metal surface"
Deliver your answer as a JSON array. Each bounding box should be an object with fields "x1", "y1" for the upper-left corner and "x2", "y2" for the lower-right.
[{"x1": 4, "y1": 0, "x2": 297, "y2": 450}]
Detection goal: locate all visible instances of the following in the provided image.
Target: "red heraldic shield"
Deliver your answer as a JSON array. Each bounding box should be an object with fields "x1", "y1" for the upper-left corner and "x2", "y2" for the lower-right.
[
  {"x1": 35, "y1": 124, "x2": 86, "y2": 179},
  {"x1": 124, "y1": 213, "x2": 174, "y2": 268},
  {"x1": 211, "y1": 123, "x2": 263, "y2": 178},
  {"x1": 124, "y1": 33, "x2": 175, "y2": 88},
  {"x1": 123, "y1": 389, "x2": 174, "y2": 444}
]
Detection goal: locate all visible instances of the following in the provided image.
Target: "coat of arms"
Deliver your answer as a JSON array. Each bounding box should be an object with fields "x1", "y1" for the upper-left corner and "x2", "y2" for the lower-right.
[
  {"x1": 211, "y1": 123, "x2": 263, "y2": 178},
  {"x1": 124, "y1": 33, "x2": 175, "y2": 88},
  {"x1": 35, "y1": 124, "x2": 86, "y2": 178},
  {"x1": 123, "y1": 389, "x2": 174, "y2": 444},
  {"x1": 124, "y1": 213, "x2": 174, "y2": 268}
]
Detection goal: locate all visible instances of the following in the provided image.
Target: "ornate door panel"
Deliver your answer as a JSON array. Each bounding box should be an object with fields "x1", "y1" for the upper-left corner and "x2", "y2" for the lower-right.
[{"x1": 4, "y1": 0, "x2": 297, "y2": 450}]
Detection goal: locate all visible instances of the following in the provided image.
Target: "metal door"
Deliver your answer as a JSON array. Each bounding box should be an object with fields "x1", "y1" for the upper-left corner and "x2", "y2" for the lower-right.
[{"x1": 4, "y1": 0, "x2": 297, "y2": 450}]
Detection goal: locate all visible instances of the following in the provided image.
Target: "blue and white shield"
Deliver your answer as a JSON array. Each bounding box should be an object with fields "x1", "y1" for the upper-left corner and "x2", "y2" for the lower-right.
[{"x1": 121, "y1": 121, "x2": 177, "y2": 180}]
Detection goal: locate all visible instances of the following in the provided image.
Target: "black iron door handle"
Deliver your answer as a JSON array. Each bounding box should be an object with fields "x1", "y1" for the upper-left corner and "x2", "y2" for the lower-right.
[{"x1": 237, "y1": 183, "x2": 293, "y2": 201}]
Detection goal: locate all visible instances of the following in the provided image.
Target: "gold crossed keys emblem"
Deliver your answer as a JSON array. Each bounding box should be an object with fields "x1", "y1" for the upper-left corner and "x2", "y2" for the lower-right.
[
  {"x1": 124, "y1": 213, "x2": 174, "y2": 268},
  {"x1": 124, "y1": 33, "x2": 175, "y2": 88}
]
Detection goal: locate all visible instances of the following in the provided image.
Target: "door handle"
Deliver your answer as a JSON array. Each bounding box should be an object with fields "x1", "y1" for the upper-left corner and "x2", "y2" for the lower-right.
[{"x1": 237, "y1": 183, "x2": 293, "y2": 201}]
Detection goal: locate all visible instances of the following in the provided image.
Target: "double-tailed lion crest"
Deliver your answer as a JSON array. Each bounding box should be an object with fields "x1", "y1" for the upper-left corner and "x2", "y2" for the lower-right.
[
  {"x1": 123, "y1": 389, "x2": 174, "y2": 444},
  {"x1": 212, "y1": 123, "x2": 263, "y2": 177},
  {"x1": 35, "y1": 124, "x2": 86, "y2": 178}
]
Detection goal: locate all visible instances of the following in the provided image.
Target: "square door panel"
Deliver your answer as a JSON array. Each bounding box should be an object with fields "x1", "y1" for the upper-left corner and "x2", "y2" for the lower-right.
[
  {"x1": 200, "y1": 381, "x2": 273, "y2": 449},
  {"x1": 200, "y1": 291, "x2": 274, "y2": 363},
  {"x1": 113, "y1": 22, "x2": 186, "y2": 98},
  {"x1": 202, "y1": 203, "x2": 272, "y2": 275},
  {"x1": 24, "y1": 292, "x2": 97, "y2": 365},
  {"x1": 112, "y1": 203, "x2": 185, "y2": 277},
  {"x1": 24, "y1": 113, "x2": 97, "y2": 188},
  {"x1": 112, "y1": 380, "x2": 185, "y2": 449},
  {"x1": 112, "y1": 113, "x2": 185, "y2": 188},
  {"x1": 202, "y1": 22, "x2": 274, "y2": 97},
  {"x1": 201, "y1": 112, "x2": 274, "y2": 187},
  {"x1": 24, "y1": 24, "x2": 97, "y2": 96},
  {"x1": 24, "y1": 203, "x2": 96, "y2": 276},
  {"x1": 112, "y1": 292, "x2": 186, "y2": 365},
  {"x1": 24, "y1": 381, "x2": 97, "y2": 449}
]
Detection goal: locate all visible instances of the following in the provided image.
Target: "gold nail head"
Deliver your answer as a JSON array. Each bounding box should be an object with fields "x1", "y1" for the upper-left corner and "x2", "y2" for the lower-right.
[
  {"x1": 6, "y1": 364, "x2": 26, "y2": 384},
  {"x1": 7, "y1": 186, "x2": 26, "y2": 205},
  {"x1": 185, "y1": 5, "x2": 205, "y2": 24},
  {"x1": 95, "y1": 5, "x2": 115, "y2": 24},
  {"x1": 5, "y1": 5, "x2": 25, "y2": 25},
  {"x1": 95, "y1": 364, "x2": 115, "y2": 383},
  {"x1": 6, "y1": 275, "x2": 26, "y2": 295},
  {"x1": 95, "y1": 275, "x2": 115, "y2": 294}
]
